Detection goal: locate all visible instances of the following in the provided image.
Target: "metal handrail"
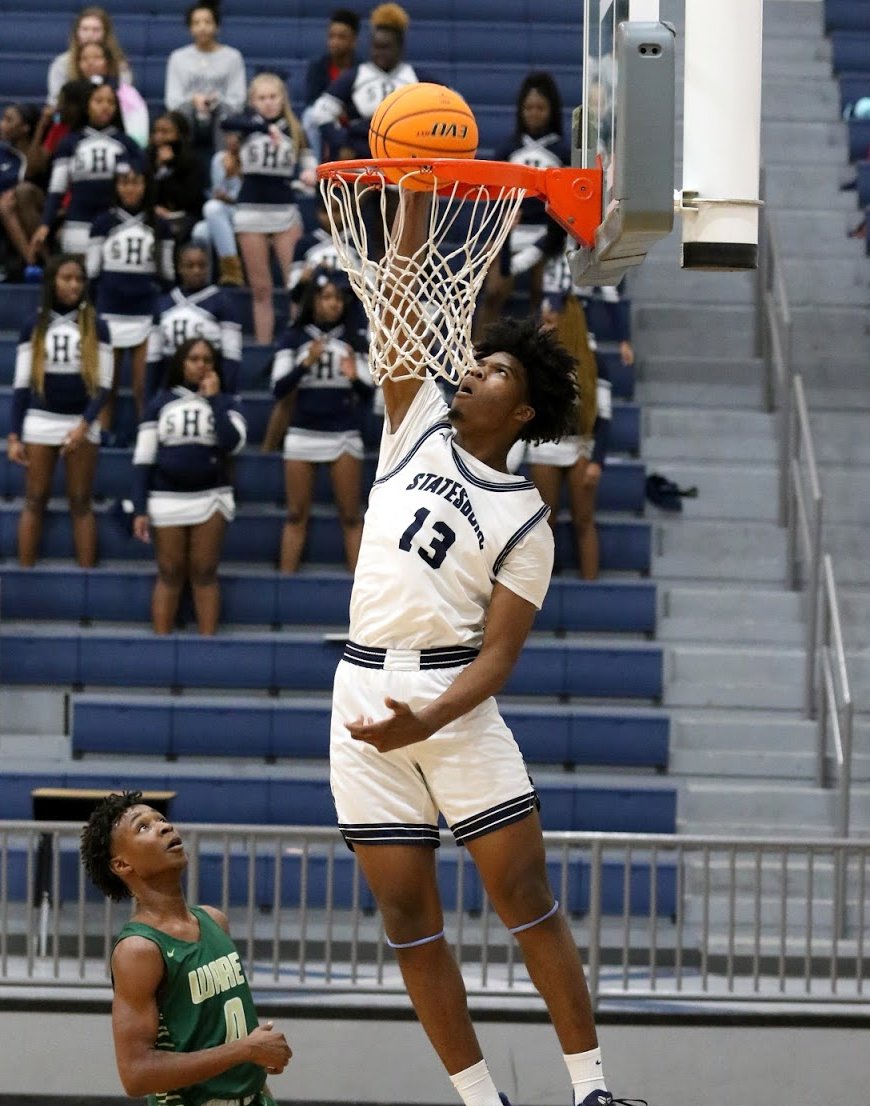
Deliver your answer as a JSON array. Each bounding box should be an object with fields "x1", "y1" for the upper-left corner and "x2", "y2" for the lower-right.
[
  {"x1": 757, "y1": 200, "x2": 855, "y2": 836},
  {"x1": 2, "y1": 823, "x2": 869, "y2": 1006}
]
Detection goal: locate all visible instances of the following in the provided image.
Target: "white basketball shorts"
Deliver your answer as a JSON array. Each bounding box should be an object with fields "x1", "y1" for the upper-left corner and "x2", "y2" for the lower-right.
[{"x1": 330, "y1": 647, "x2": 539, "y2": 848}]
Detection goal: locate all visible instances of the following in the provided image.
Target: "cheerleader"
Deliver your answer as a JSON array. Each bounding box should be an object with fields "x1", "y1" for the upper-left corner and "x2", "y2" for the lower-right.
[
  {"x1": 526, "y1": 291, "x2": 612, "y2": 580},
  {"x1": 221, "y1": 73, "x2": 317, "y2": 345},
  {"x1": 271, "y1": 268, "x2": 371, "y2": 573},
  {"x1": 31, "y1": 81, "x2": 142, "y2": 259},
  {"x1": 87, "y1": 162, "x2": 175, "y2": 429},
  {"x1": 475, "y1": 71, "x2": 572, "y2": 337},
  {"x1": 7, "y1": 254, "x2": 112, "y2": 567},
  {"x1": 146, "y1": 242, "x2": 242, "y2": 397},
  {"x1": 132, "y1": 337, "x2": 246, "y2": 635}
]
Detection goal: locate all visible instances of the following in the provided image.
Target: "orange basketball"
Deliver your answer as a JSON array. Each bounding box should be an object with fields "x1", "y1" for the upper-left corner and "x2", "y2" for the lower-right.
[{"x1": 369, "y1": 83, "x2": 478, "y2": 189}]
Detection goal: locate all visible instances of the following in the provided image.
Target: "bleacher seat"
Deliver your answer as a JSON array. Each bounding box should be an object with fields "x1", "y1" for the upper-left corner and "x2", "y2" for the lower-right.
[
  {"x1": 0, "y1": 627, "x2": 664, "y2": 698},
  {"x1": 0, "y1": 768, "x2": 676, "y2": 833},
  {"x1": 831, "y1": 32, "x2": 870, "y2": 75},
  {"x1": 826, "y1": 1, "x2": 870, "y2": 35},
  {"x1": 0, "y1": 567, "x2": 657, "y2": 635},
  {"x1": 70, "y1": 694, "x2": 669, "y2": 770}
]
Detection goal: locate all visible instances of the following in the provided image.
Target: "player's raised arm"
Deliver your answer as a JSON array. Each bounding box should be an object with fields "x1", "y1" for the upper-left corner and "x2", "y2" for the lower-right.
[{"x1": 379, "y1": 189, "x2": 433, "y2": 429}]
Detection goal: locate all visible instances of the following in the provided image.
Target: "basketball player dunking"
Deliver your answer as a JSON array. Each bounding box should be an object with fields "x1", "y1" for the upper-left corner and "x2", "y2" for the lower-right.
[{"x1": 330, "y1": 191, "x2": 639, "y2": 1106}]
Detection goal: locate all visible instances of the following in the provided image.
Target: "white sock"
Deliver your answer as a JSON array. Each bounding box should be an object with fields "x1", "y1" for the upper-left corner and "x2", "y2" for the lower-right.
[
  {"x1": 564, "y1": 1046, "x2": 608, "y2": 1105},
  {"x1": 449, "y1": 1059, "x2": 503, "y2": 1106}
]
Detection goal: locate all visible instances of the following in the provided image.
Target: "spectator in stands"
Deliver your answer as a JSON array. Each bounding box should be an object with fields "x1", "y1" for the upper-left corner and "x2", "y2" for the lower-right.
[
  {"x1": 75, "y1": 43, "x2": 150, "y2": 148},
  {"x1": 7, "y1": 254, "x2": 112, "y2": 567},
  {"x1": 146, "y1": 112, "x2": 205, "y2": 245},
  {"x1": 87, "y1": 162, "x2": 175, "y2": 432},
  {"x1": 309, "y1": 3, "x2": 437, "y2": 161},
  {"x1": 526, "y1": 291, "x2": 612, "y2": 580},
  {"x1": 47, "y1": 6, "x2": 132, "y2": 107},
  {"x1": 132, "y1": 337, "x2": 246, "y2": 635},
  {"x1": 475, "y1": 72, "x2": 572, "y2": 338},
  {"x1": 80, "y1": 791, "x2": 293, "y2": 1103},
  {"x1": 190, "y1": 132, "x2": 243, "y2": 286},
  {"x1": 146, "y1": 243, "x2": 242, "y2": 398},
  {"x1": 301, "y1": 8, "x2": 361, "y2": 162},
  {"x1": 221, "y1": 73, "x2": 316, "y2": 345},
  {"x1": 271, "y1": 267, "x2": 370, "y2": 573},
  {"x1": 0, "y1": 103, "x2": 41, "y2": 281},
  {"x1": 164, "y1": 3, "x2": 246, "y2": 170},
  {"x1": 31, "y1": 81, "x2": 141, "y2": 259}
]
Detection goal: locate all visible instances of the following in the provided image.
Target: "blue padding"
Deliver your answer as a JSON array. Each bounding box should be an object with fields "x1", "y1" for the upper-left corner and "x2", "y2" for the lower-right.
[
  {"x1": 7, "y1": 630, "x2": 661, "y2": 702},
  {"x1": 85, "y1": 571, "x2": 153, "y2": 622},
  {"x1": 79, "y1": 635, "x2": 177, "y2": 688},
  {"x1": 504, "y1": 641, "x2": 662, "y2": 700},
  {"x1": 826, "y1": 0, "x2": 870, "y2": 33},
  {"x1": 0, "y1": 566, "x2": 87, "y2": 619},
  {"x1": 832, "y1": 32, "x2": 870, "y2": 75},
  {"x1": 848, "y1": 118, "x2": 870, "y2": 161},
  {"x1": 268, "y1": 776, "x2": 334, "y2": 824},
  {"x1": 840, "y1": 74, "x2": 870, "y2": 115},
  {"x1": 0, "y1": 506, "x2": 650, "y2": 573},
  {"x1": 173, "y1": 703, "x2": 271, "y2": 759},
  {"x1": 857, "y1": 159, "x2": 870, "y2": 206},
  {"x1": 71, "y1": 696, "x2": 668, "y2": 770},
  {"x1": 175, "y1": 635, "x2": 275, "y2": 691},
  {"x1": 73, "y1": 699, "x2": 172, "y2": 757}
]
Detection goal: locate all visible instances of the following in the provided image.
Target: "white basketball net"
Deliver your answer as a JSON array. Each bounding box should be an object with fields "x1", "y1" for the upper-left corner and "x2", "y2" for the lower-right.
[{"x1": 320, "y1": 165, "x2": 528, "y2": 385}]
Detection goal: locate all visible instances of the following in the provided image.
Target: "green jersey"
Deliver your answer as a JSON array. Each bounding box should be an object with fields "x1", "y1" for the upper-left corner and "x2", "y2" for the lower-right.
[{"x1": 114, "y1": 905, "x2": 266, "y2": 1106}]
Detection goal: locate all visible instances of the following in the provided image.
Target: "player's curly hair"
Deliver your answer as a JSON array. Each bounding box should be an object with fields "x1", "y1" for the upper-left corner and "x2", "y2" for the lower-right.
[
  {"x1": 474, "y1": 315, "x2": 579, "y2": 445},
  {"x1": 370, "y1": 3, "x2": 410, "y2": 38},
  {"x1": 80, "y1": 790, "x2": 143, "y2": 901}
]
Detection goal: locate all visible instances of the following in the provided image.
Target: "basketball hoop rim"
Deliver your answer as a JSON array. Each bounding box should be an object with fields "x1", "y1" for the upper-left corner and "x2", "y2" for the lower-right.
[{"x1": 317, "y1": 158, "x2": 603, "y2": 246}]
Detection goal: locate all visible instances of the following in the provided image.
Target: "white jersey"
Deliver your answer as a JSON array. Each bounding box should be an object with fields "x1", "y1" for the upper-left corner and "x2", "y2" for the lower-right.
[{"x1": 349, "y1": 381, "x2": 553, "y2": 650}]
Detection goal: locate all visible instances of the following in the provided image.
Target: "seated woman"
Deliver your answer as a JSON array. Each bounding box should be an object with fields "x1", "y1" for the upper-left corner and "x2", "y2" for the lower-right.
[
  {"x1": 0, "y1": 102, "x2": 41, "y2": 280},
  {"x1": 7, "y1": 254, "x2": 112, "y2": 567},
  {"x1": 132, "y1": 336, "x2": 246, "y2": 635},
  {"x1": 190, "y1": 132, "x2": 243, "y2": 286},
  {"x1": 146, "y1": 111, "x2": 206, "y2": 244},
  {"x1": 47, "y1": 6, "x2": 132, "y2": 107},
  {"x1": 146, "y1": 242, "x2": 242, "y2": 397},
  {"x1": 271, "y1": 268, "x2": 370, "y2": 573}
]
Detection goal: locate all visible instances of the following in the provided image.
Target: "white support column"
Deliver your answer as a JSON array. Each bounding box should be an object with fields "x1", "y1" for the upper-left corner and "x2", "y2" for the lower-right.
[
  {"x1": 680, "y1": 0, "x2": 763, "y2": 269},
  {"x1": 629, "y1": 0, "x2": 660, "y2": 20}
]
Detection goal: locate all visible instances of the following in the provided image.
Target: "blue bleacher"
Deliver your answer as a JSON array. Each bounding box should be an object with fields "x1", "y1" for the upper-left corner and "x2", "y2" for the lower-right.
[
  {"x1": 826, "y1": 1, "x2": 870, "y2": 35},
  {"x1": 0, "y1": 629, "x2": 664, "y2": 699},
  {"x1": 0, "y1": 505, "x2": 652, "y2": 573},
  {"x1": 70, "y1": 694, "x2": 669, "y2": 770},
  {"x1": 831, "y1": 32, "x2": 870, "y2": 75},
  {"x1": 0, "y1": 769, "x2": 676, "y2": 835},
  {"x1": 0, "y1": 567, "x2": 657, "y2": 635}
]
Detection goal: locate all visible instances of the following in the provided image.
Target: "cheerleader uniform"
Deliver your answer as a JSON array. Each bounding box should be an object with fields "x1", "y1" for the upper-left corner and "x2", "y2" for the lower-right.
[
  {"x1": 40, "y1": 126, "x2": 143, "y2": 256},
  {"x1": 287, "y1": 226, "x2": 359, "y2": 294},
  {"x1": 271, "y1": 320, "x2": 371, "y2": 463},
  {"x1": 146, "y1": 285, "x2": 242, "y2": 397},
  {"x1": 132, "y1": 386, "x2": 247, "y2": 527},
  {"x1": 87, "y1": 209, "x2": 175, "y2": 349},
  {"x1": 12, "y1": 309, "x2": 113, "y2": 446},
  {"x1": 310, "y1": 61, "x2": 439, "y2": 159},
  {"x1": 494, "y1": 130, "x2": 572, "y2": 277},
  {"x1": 220, "y1": 112, "x2": 316, "y2": 235}
]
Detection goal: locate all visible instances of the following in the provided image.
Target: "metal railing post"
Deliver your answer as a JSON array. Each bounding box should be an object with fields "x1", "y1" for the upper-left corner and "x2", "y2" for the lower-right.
[{"x1": 586, "y1": 837, "x2": 603, "y2": 1010}]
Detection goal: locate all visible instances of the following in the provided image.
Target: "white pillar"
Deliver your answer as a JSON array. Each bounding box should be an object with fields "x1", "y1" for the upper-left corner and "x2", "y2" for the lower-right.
[
  {"x1": 681, "y1": 0, "x2": 763, "y2": 269},
  {"x1": 629, "y1": 0, "x2": 660, "y2": 20}
]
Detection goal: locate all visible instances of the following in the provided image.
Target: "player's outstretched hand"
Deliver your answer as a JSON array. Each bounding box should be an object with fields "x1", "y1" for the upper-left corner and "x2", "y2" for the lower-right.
[
  {"x1": 246, "y1": 1022, "x2": 292, "y2": 1073},
  {"x1": 346, "y1": 697, "x2": 430, "y2": 753}
]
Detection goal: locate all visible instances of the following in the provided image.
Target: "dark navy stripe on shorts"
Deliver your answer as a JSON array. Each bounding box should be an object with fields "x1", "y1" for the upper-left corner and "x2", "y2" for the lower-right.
[
  {"x1": 343, "y1": 641, "x2": 479, "y2": 670},
  {"x1": 450, "y1": 790, "x2": 540, "y2": 845},
  {"x1": 339, "y1": 821, "x2": 441, "y2": 849}
]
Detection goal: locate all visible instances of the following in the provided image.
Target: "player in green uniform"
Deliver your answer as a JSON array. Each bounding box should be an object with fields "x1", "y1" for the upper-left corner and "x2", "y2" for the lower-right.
[{"x1": 80, "y1": 791, "x2": 292, "y2": 1106}]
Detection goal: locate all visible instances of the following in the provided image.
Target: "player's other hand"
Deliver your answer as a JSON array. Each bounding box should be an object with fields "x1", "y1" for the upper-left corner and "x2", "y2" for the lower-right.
[
  {"x1": 247, "y1": 1022, "x2": 292, "y2": 1073},
  {"x1": 346, "y1": 697, "x2": 430, "y2": 753}
]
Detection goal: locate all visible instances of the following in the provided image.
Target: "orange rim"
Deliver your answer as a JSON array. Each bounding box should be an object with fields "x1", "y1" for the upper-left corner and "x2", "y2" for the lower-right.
[{"x1": 318, "y1": 158, "x2": 603, "y2": 247}]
